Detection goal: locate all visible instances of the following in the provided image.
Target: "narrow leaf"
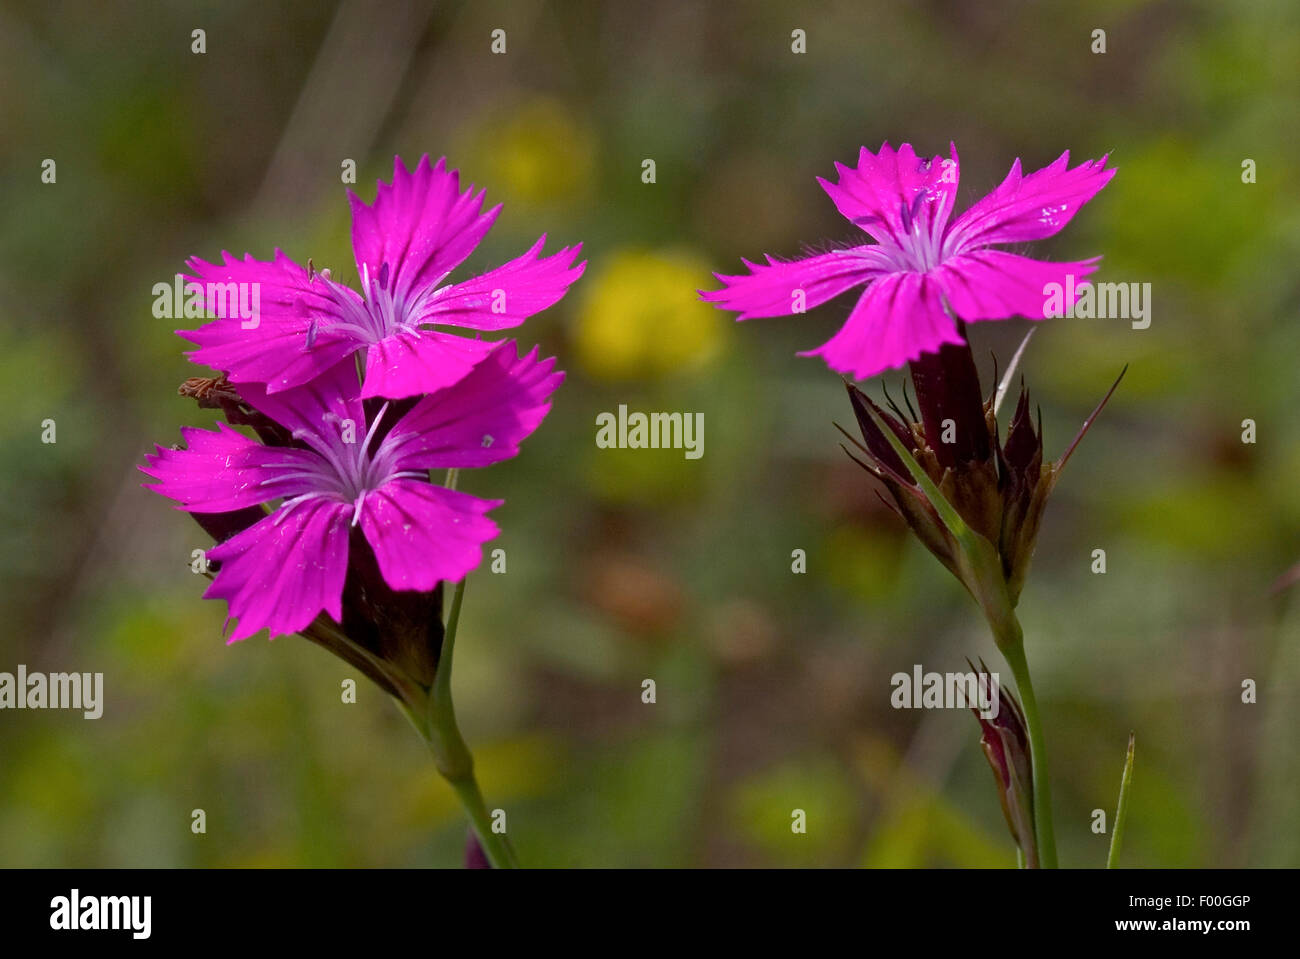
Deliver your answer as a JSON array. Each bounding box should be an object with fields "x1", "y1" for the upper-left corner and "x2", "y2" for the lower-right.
[
  {"x1": 860, "y1": 401, "x2": 972, "y2": 542},
  {"x1": 861, "y1": 394, "x2": 1014, "y2": 628},
  {"x1": 1106, "y1": 731, "x2": 1136, "y2": 868},
  {"x1": 994, "y1": 329, "x2": 1035, "y2": 416}
]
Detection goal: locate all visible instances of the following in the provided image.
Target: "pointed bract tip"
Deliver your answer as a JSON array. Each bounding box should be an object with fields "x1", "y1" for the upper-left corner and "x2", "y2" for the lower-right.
[{"x1": 1057, "y1": 364, "x2": 1128, "y2": 470}]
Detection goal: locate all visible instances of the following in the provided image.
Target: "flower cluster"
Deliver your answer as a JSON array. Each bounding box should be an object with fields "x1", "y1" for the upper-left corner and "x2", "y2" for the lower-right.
[{"x1": 142, "y1": 156, "x2": 581, "y2": 665}]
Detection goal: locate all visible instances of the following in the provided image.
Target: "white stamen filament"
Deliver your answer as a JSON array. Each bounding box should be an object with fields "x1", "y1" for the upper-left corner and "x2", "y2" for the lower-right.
[{"x1": 262, "y1": 401, "x2": 420, "y2": 529}]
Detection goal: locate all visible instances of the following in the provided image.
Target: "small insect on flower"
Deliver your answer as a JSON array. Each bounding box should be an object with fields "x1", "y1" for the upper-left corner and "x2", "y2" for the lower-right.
[
  {"x1": 177, "y1": 374, "x2": 235, "y2": 406},
  {"x1": 702, "y1": 142, "x2": 1115, "y2": 379},
  {"x1": 182, "y1": 155, "x2": 585, "y2": 399}
]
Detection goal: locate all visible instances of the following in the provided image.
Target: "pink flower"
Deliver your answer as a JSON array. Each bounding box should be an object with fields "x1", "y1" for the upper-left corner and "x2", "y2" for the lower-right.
[
  {"x1": 141, "y1": 342, "x2": 562, "y2": 641},
  {"x1": 702, "y1": 142, "x2": 1115, "y2": 379},
  {"x1": 182, "y1": 155, "x2": 584, "y2": 399}
]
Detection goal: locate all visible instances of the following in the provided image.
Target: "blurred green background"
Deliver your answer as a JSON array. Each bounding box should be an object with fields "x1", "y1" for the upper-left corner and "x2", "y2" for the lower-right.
[{"x1": 1, "y1": 0, "x2": 1298, "y2": 867}]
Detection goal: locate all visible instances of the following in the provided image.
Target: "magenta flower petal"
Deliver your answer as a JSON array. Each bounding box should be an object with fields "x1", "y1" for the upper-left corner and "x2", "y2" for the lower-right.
[
  {"x1": 944, "y1": 151, "x2": 1115, "y2": 253},
  {"x1": 382, "y1": 341, "x2": 564, "y2": 471},
  {"x1": 184, "y1": 322, "x2": 358, "y2": 394},
  {"x1": 940, "y1": 250, "x2": 1101, "y2": 323},
  {"x1": 800, "y1": 271, "x2": 964, "y2": 380},
  {"x1": 204, "y1": 498, "x2": 352, "y2": 642},
  {"x1": 182, "y1": 249, "x2": 347, "y2": 332},
  {"x1": 180, "y1": 251, "x2": 360, "y2": 391},
  {"x1": 700, "y1": 249, "x2": 890, "y2": 320},
  {"x1": 183, "y1": 156, "x2": 582, "y2": 399},
  {"x1": 360, "y1": 328, "x2": 499, "y2": 400},
  {"x1": 418, "y1": 236, "x2": 586, "y2": 331},
  {"x1": 359, "y1": 481, "x2": 501, "y2": 592},
  {"x1": 140, "y1": 423, "x2": 320, "y2": 512},
  {"x1": 232, "y1": 356, "x2": 367, "y2": 452},
  {"x1": 348, "y1": 155, "x2": 500, "y2": 305},
  {"x1": 817, "y1": 141, "x2": 961, "y2": 247}
]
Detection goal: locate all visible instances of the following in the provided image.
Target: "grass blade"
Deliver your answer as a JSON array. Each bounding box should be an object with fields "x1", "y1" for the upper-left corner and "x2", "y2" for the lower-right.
[{"x1": 1106, "y1": 731, "x2": 1136, "y2": 868}]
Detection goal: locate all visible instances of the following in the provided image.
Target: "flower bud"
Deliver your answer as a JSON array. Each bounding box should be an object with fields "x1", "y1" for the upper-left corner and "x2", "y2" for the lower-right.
[{"x1": 969, "y1": 661, "x2": 1037, "y2": 867}]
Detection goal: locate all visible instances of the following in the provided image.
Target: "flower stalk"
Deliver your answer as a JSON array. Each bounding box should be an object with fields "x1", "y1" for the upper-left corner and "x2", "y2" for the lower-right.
[
  {"x1": 709, "y1": 141, "x2": 1123, "y2": 870},
  {"x1": 420, "y1": 577, "x2": 520, "y2": 869},
  {"x1": 995, "y1": 621, "x2": 1058, "y2": 869},
  {"x1": 845, "y1": 336, "x2": 1125, "y2": 867},
  {"x1": 857, "y1": 391, "x2": 1056, "y2": 865},
  {"x1": 296, "y1": 575, "x2": 518, "y2": 867}
]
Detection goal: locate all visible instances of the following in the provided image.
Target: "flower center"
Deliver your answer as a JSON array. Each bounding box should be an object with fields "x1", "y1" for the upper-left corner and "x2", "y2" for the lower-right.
[
  {"x1": 306, "y1": 260, "x2": 430, "y2": 346},
  {"x1": 267, "y1": 402, "x2": 426, "y2": 526},
  {"x1": 358, "y1": 261, "x2": 409, "y2": 339},
  {"x1": 886, "y1": 197, "x2": 946, "y2": 273}
]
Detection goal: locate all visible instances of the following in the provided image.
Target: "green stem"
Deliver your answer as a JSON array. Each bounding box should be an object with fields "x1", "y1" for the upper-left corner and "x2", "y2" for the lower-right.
[
  {"x1": 997, "y1": 620, "x2": 1059, "y2": 869},
  {"x1": 861, "y1": 398, "x2": 1059, "y2": 866},
  {"x1": 423, "y1": 577, "x2": 520, "y2": 869}
]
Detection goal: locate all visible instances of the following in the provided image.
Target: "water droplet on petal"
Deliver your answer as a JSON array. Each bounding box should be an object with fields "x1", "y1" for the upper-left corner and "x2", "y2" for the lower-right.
[{"x1": 1038, "y1": 203, "x2": 1069, "y2": 227}]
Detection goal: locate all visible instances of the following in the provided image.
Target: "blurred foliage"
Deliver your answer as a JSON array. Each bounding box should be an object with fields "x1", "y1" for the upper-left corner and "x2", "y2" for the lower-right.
[{"x1": 0, "y1": 0, "x2": 1297, "y2": 867}]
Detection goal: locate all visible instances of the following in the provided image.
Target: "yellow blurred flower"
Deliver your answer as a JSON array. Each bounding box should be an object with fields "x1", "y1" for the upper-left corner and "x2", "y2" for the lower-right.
[
  {"x1": 461, "y1": 97, "x2": 595, "y2": 206},
  {"x1": 574, "y1": 248, "x2": 727, "y2": 380}
]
